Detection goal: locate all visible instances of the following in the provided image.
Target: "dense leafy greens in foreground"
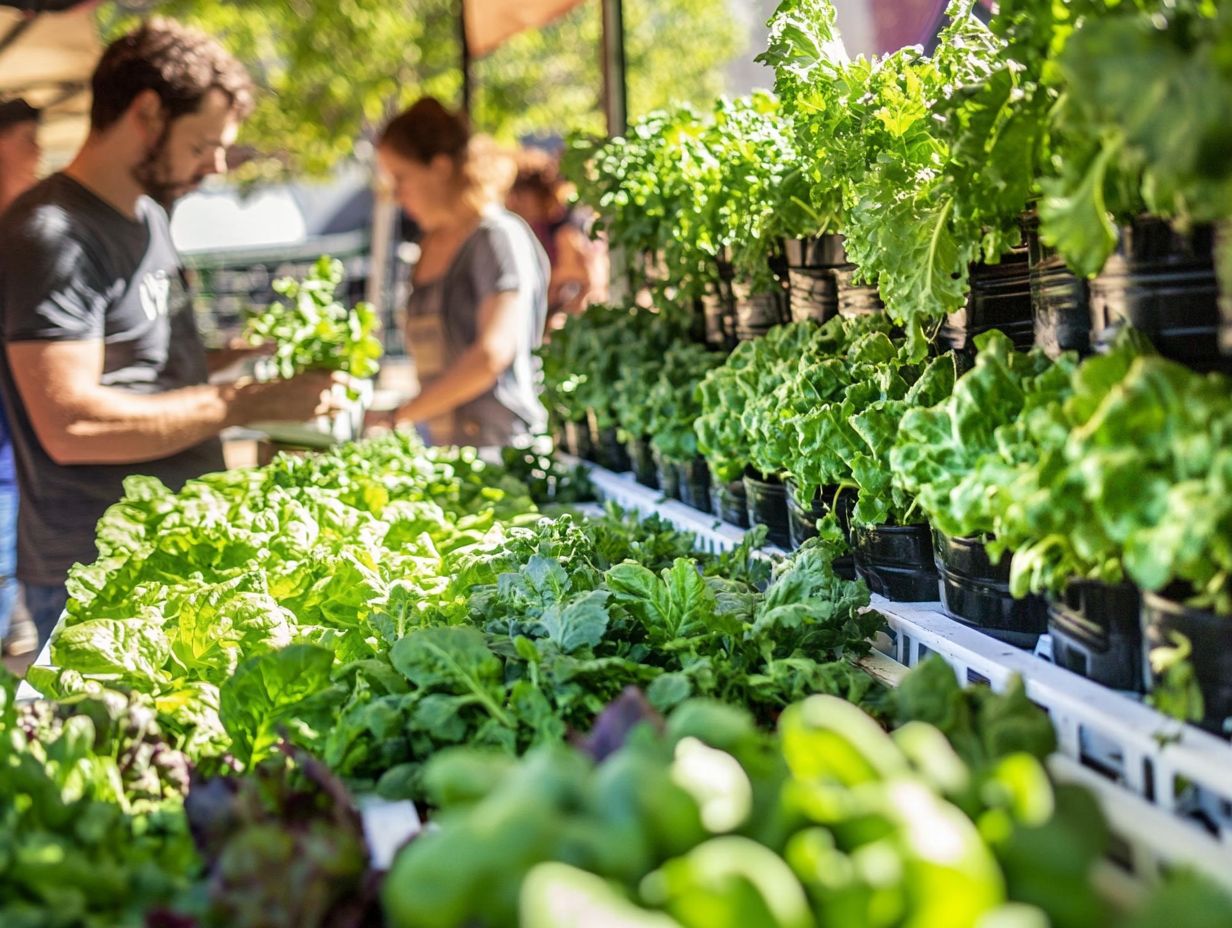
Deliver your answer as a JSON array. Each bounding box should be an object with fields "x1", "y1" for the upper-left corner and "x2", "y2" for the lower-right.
[
  {"x1": 0, "y1": 670, "x2": 197, "y2": 927},
  {"x1": 383, "y1": 658, "x2": 1106, "y2": 928},
  {"x1": 31, "y1": 435, "x2": 541, "y2": 755},
  {"x1": 317, "y1": 535, "x2": 880, "y2": 800},
  {"x1": 32, "y1": 424, "x2": 881, "y2": 804}
]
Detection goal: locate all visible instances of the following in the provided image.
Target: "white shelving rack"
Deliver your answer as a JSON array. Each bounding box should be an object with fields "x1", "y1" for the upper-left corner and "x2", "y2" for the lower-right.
[{"x1": 570, "y1": 456, "x2": 1232, "y2": 892}]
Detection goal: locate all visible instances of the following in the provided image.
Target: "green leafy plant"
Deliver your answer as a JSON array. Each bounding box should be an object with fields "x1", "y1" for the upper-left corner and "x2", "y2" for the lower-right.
[
  {"x1": 0, "y1": 671, "x2": 198, "y2": 926},
  {"x1": 538, "y1": 303, "x2": 691, "y2": 433},
  {"x1": 243, "y1": 256, "x2": 383, "y2": 390},
  {"x1": 695, "y1": 322, "x2": 821, "y2": 483},
  {"x1": 645, "y1": 343, "x2": 723, "y2": 464},
  {"x1": 892, "y1": 330, "x2": 1079, "y2": 543}
]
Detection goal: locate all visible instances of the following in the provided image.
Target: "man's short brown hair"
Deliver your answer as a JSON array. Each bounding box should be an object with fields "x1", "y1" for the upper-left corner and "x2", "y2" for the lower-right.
[{"x1": 90, "y1": 18, "x2": 254, "y2": 131}]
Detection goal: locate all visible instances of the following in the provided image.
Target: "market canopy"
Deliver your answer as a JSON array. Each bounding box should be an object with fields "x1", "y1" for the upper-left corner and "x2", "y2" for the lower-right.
[
  {"x1": 0, "y1": 0, "x2": 102, "y2": 164},
  {"x1": 463, "y1": 0, "x2": 586, "y2": 57}
]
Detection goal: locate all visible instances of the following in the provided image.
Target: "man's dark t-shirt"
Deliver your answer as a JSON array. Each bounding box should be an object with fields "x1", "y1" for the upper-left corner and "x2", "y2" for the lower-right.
[{"x1": 0, "y1": 174, "x2": 224, "y2": 585}]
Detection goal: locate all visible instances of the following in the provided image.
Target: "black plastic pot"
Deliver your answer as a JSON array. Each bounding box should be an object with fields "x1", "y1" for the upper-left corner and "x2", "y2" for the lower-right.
[
  {"x1": 1141, "y1": 589, "x2": 1232, "y2": 736},
  {"x1": 785, "y1": 480, "x2": 827, "y2": 551},
  {"x1": 564, "y1": 419, "x2": 594, "y2": 462},
  {"x1": 933, "y1": 533, "x2": 1048, "y2": 649},
  {"x1": 651, "y1": 446, "x2": 681, "y2": 501},
  {"x1": 787, "y1": 267, "x2": 839, "y2": 324},
  {"x1": 835, "y1": 266, "x2": 885, "y2": 318},
  {"x1": 1090, "y1": 217, "x2": 1230, "y2": 374},
  {"x1": 852, "y1": 522, "x2": 938, "y2": 602},
  {"x1": 785, "y1": 481, "x2": 855, "y2": 579},
  {"x1": 673, "y1": 457, "x2": 712, "y2": 513},
  {"x1": 1048, "y1": 580, "x2": 1143, "y2": 692},
  {"x1": 732, "y1": 282, "x2": 789, "y2": 336},
  {"x1": 784, "y1": 235, "x2": 845, "y2": 325},
  {"x1": 742, "y1": 471, "x2": 791, "y2": 549},
  {"x1": 710, "y1": 468, "x2": 749, "y2": 528},
  {"x1": 587, "y1": 410, "x2": 631, "y2": 473},
  {"x1": 937, "y1": 248, "x2": 1034, "y2": 354},
  {"x1": 784, "y1": 234, "x2": 847, "y2": 268},
  {"x1": 627, "y1": 436, "x2": 658, "y2": 489},
  {"x1": 1026, "y1": 212, "x2": 1091, "y2": 358},
  {"x1": 700, "y1": 291, "x2": 734, "y2": 352}
]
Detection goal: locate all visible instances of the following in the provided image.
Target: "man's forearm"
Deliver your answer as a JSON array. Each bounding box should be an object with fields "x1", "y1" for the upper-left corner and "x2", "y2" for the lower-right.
[
  {"x1": 7, "y1": 339, "x2": 335, "y2": 467},
  {"x1": 50, "y1": 382, "x2": 242, "y2": 465}
]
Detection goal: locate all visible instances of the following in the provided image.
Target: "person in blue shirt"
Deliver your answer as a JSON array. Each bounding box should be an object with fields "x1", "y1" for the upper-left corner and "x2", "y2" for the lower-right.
[{"x1": 0, "y1": 98, "x2": 42, "y2": 655}]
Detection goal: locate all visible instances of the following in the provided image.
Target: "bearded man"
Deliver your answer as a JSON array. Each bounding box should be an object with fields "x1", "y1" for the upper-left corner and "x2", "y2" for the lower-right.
[{"x1": 0, "y1": 21, "x2": 338, "y2": 644}]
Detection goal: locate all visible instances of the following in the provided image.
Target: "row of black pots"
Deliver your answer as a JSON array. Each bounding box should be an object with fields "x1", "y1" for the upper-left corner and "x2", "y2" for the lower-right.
[
  {"x1": 784, "y1": 235, "x2": 884, "y2": 325},
  {"x1": 779, "y1": 221, "x2": 1231, "y2": 374},
  {"x1": 1052, "y1": 577, "x2": 1231, "y2": 736},
  {"x1": 1025, "y1": 215, "x2": 1229, "y2": 373},
  {"x1": 700, "y1": 256, "x2": 793, "y2": 351},
  {"x1": 931, "y1": 532, "x2": 1141, "y2": 682},
  {"x1": 700, "y1": 239, "x2": 874, "y2": 351},
  {"x1": 737, "y1": 471, "x2": 940, "y2": 597},
  {"x1": 784, "y1": 234, "x2": 1040, "y2": 356},
  {"x1": 937, "y1": 534, "x2": 1230, "y2": 736},
  {"x1": 699, "y1": 217, "x2": 1231, "y2": 366},
  {"x1": 651, "y1": 448, "x2": 712, "y2": 512}
]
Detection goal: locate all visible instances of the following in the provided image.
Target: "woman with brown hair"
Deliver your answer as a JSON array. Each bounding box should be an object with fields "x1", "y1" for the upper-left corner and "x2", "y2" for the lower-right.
[{"x1": 373, "y1": 98, "x2": 549, "y2": 447}]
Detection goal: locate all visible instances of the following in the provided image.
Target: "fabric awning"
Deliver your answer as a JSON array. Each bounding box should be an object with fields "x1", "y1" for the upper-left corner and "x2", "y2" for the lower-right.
[
  {"x1": 463, "y1": 0, "x2": 586, "y2": 57},
  {"x1": 0, "y1": 2, "x2": 102, "y2": 165}
]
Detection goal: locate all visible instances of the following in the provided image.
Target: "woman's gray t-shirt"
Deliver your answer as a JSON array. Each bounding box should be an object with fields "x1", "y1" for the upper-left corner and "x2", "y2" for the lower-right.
[{"x1": 406, "y1": 209, "x2": 549, "y2": 447}]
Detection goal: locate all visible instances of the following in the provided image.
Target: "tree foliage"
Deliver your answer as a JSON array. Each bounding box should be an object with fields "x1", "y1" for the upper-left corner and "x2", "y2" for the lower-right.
[{"x1": 101, "y1": 0, "x2": 744, "y2": 177}]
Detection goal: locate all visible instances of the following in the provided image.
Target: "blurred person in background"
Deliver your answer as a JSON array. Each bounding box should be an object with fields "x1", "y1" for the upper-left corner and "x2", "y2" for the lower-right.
[
  {"x1": 371, "y1": 98, "x2": 549, "y2": 447},
  {"x1": 0, "y1": 22, "x2": 340, "y2": 647},
  {"x1": 0, "y1": 98, "x2": 42, "y2": 656},
  {"x1": 506, "y1": 146, "x2": 607, "y2": 332}
]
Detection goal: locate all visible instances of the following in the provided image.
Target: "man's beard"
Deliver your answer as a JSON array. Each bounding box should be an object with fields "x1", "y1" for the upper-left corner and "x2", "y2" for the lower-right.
[{"x1": 132, "y1": 127, "x2": 206, "y2": 212}]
